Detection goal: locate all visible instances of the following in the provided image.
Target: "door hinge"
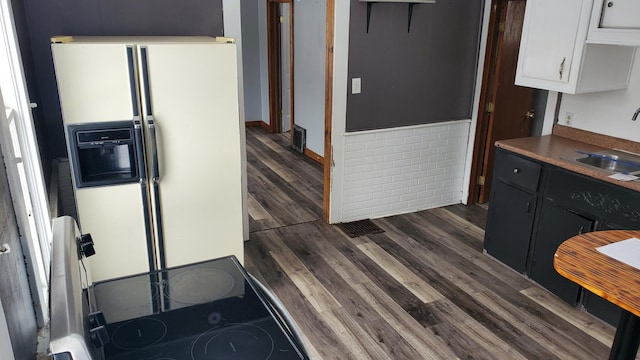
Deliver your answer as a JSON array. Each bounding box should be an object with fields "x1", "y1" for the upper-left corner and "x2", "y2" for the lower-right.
[
  {"x1": 486, "y1": 102, "x2": 495, "y2": 113},
  {"x1": 498, "y1": 21, "x2": 505, "y2": 32},
  {"x1": 478, "y1": 176, "x2": 485, "y2": 186}
]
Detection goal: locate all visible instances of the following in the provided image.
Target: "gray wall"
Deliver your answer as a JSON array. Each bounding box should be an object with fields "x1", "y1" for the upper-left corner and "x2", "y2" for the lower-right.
[
  {"x1": 241, "y1": 0, "x2": 264, "y2": 121},
  {"x1": 0, "y1": 149, "x2": 37, "y2": 359},
  {"x1": 294, "y1": 0, "x2": 327, "y2": 154},
  {"x1": 13, "y1": 0, "x2": 224, "y2": 159},
  {"x1": 530, "y1": 89, "x2": 548, "y2": 136},
  {"x1": 346, "y1": 0, "x2": 483, "y2": 131}
]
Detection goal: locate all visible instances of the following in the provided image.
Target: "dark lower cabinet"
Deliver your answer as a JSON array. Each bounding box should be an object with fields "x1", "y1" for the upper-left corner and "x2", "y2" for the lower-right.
[
  {"x1": 530, "y1": 200, "x2": 593, "y2": 304},
  {"x1": 484, "y1": 149, "x2": 541, "y2": 273},
  {"x1": 486, "y1": 149, "x2": 640, "y2": 325},
  {"x1": 582, "y1": 291, "x2": 621, "y2": 326},
  {"x1": 485, "y1": 181, "x2": 536, "y2": 273},
  {"x1": 580, "y1": 222, "x2": 628, "y2": 326}
]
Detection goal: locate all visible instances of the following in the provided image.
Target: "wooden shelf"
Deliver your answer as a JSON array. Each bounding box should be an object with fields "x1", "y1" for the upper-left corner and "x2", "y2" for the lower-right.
[
  {"x1": 359, "y1": 0, "x2": 436, "y2": 33},
  {"x1": 359, "y1": 0, "x2": 435, "y2": 2}
]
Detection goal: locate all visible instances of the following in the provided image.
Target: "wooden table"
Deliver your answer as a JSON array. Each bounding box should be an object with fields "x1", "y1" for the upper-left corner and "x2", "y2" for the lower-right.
[{"x1": 554, "y1": 230, "x2": 640, "y2": 360}]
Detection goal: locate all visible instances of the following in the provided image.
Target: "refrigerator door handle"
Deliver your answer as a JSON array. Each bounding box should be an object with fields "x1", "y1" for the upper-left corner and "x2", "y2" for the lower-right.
[
  {"x1": 147, "y1": 116, "x2": 165, "y2": 269},
  {"x1": 139, "y1": 47, "x2": 153, "y2": 120},
  {"x1": 139, "y1": 46, "x2": 160, "y2": 182},
  {"x1": 147, "y1": 117, "x2": 160, "y2": 182},
  {"x1": 133, "y1": 119, "x2": 147, "y2": 181},
  {"x1": 139, "y1": 46, "x2": 166, "y2": 270},
  {"x1": 126, "y1": 46, "x2": 140, "y2": 118}
]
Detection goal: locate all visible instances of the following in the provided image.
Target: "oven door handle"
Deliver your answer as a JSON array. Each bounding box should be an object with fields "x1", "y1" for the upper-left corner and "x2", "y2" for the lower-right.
[{"x1": 249, "y1": 274, "x2": 310, "y2": 358}]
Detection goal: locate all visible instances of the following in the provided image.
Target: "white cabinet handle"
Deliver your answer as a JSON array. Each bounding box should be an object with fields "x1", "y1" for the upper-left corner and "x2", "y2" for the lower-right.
[{"x1": 559, "y1": 57, "x2": 566, "y2": 80}]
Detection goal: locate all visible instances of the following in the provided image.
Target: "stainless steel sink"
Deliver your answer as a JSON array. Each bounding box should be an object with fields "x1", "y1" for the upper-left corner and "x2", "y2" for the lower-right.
[{"x1": 573, "y1": 150, "x2": 640, "y2": 175}]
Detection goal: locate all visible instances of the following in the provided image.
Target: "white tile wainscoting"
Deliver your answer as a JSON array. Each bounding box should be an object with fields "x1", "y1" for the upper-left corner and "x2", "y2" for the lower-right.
[{"x1": 341, "y1": 120, "x2": 471, "y2": 222}]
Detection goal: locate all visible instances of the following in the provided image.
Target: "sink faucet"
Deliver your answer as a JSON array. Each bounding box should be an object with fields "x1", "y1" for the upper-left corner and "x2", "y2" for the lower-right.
[{"x1": 634, "y1": 107, "x2": 640, "y2": 121}]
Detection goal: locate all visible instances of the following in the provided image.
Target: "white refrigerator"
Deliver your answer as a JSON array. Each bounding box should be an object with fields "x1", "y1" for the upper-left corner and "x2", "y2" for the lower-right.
[{"x1": 52, "y1": 36, "x2": 245, "y2": 282}]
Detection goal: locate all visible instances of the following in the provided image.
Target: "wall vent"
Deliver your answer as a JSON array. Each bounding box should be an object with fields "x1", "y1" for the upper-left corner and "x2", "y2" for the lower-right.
[{"x1": 292, "y1": 125, "x2": 306, "y2": 153}]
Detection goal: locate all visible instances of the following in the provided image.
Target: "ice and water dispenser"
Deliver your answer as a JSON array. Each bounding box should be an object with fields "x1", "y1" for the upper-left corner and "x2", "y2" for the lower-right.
[{"x1": 66, "y1": 121, "x2": 141, "y2": 188}]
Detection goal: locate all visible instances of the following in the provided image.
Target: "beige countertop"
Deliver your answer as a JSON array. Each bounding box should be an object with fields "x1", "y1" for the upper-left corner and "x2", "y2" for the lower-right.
[{"x1": 496, "y1": 125, "x2": 640, "y2": 193}]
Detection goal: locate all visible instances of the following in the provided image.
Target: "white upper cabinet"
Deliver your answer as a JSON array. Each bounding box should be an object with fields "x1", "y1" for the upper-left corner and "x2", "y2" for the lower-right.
[
  {"x1": 588, "y1": 0, "x2": 640, "y2": 45},
  {"x1": 515, "y1": 0, "x2": 635, "y2": 94}
]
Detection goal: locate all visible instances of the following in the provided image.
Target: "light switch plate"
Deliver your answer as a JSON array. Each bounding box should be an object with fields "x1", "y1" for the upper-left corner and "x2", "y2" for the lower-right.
[{"x1": 352, "y1": 78, "x2": 361, "y2": 94}]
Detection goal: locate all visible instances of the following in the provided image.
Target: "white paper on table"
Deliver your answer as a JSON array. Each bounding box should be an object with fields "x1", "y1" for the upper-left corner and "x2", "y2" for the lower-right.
[{"x1": 596, "y1": 238, "x2": 640, "y2": 270}]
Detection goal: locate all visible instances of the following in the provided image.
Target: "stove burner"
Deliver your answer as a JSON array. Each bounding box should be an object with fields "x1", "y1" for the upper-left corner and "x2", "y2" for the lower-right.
[
  {"x1": 190, "y1": 323, "x2": 275, "y2": 360},
  {"x1": 166, "y1": 268, "x2": 235, "y2": 305},
  {"x1": 111, "y1": 318, "x2": 167, "y2": 350},
  {"x1": 94, "y1": 279, "x2": 159, "y2": 322}
]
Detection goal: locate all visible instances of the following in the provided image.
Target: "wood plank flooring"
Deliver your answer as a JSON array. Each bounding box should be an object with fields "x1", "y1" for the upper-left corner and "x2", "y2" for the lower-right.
[{"x1": 243, "y1": 126, "x2": 629, "y2": 359}]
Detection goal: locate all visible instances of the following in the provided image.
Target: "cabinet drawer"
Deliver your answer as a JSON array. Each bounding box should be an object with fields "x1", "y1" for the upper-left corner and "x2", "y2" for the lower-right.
[{"x1": 494, "y1": 150, "x2": 541, "y2": 192}]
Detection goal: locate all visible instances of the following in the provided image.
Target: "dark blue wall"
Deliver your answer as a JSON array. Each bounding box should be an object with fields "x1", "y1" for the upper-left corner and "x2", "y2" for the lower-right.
[{"x1": 346, "y1": 0, "x2": 484, "y2": 131}]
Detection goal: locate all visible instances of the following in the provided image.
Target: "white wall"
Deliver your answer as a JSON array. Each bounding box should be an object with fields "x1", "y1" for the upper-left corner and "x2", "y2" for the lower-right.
[
  {"x1": 240, "y1": 0, "x2": 263, "y2": 121},
  {"x1": 258, "y1": 1, "x2": 269, "y2": 124},
  {"x1": 341, "y1": 122, "x2": 470, "y2": 221},
  {"x1": 294, "y1": 0, "x2": 327, "y2": 155},
  {"x1": 551, "y1": 52, "x2": 640, "y2": 142}
]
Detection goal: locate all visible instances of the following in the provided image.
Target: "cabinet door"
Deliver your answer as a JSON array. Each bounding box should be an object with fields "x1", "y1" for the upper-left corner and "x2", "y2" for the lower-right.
[
  {"x1": 517, "y1": 0, "x2": 584, "y2": 83},
  {"x1": 530, "y1": 201, "x2": 593, "y2": 304},
  {"x1": 516, "y1": 0, "x2": 634, "y2": 93},
  {"x1": 484, "y1": 180, "x2": 537, "y2": 273},
  {"x1": 599, "y1": 0, "x2": 640, "y2": 29},
  {"x1": 588, "y1": 0, "x2": 640, "y2": 46}
]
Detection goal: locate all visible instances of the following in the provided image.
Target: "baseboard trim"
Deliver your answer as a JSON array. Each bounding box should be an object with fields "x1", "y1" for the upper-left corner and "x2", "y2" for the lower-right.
[
  {"x1": 246, "y1": 120, "x2": 323, "y2": 164},
  {"x1": 304, "y1": 148, "x2": 324, "y2": 165},
  {"x1": 245, "y1": 120, "x2": 269, "y2": 130}
]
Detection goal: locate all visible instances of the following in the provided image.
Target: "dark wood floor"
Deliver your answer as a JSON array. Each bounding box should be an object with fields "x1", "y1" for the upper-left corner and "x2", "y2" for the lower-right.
[{"x1": 243, "y1": 126, "x2": 626, "y2": 360}]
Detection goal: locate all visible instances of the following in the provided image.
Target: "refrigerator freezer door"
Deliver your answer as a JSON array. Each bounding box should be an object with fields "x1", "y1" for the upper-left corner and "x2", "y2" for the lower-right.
[
  {"x1": 140, "y1": 42, "x2": 244, "y2": 267},
  {"x1": 52, "y1": 43, "x2": 137, "y2": 124},
  {"x1": 54, "y1": 42, "x2": 154, "y2": 282}
]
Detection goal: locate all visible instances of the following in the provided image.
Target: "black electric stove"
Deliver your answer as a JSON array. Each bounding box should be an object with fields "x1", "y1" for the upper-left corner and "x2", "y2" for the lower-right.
[
  {"x1": 50, "y1": 217, "x2": 308, "y2": 360},
  {"x1": 89, "y1": 257, "x2": 308, "y2": 360}
]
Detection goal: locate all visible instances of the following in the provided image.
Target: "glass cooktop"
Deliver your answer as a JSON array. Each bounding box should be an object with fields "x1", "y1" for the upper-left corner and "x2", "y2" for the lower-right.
[{"x1": 90, "y1": 256, "x2": 307, "y2": 360}]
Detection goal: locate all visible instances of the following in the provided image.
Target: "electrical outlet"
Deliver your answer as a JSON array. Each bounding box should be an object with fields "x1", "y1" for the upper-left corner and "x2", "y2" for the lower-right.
[
  {"x1": 352, "y1": 78, "x2": 361, "y2": 94},
  {"x1": 565, "y1": 112, "x2": 574, "y2": 126}
]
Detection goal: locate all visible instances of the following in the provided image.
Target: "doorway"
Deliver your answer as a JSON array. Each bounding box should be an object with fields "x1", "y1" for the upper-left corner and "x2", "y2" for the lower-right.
[
  {"x1": 469, "y1": 0, "x2": 535, "y2": 204},
  {"x1": 267, "y1": 0, "x2": 294, "y2": 138}
]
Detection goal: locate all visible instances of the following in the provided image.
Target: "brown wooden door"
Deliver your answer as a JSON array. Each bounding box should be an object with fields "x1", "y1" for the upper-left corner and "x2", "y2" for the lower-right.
[
  {"x1": 474, "y1": 0, "x2": 534, "y2": 203},
  {"x1": 267, "y1": 0, "x2": 294, "y2": 135}
]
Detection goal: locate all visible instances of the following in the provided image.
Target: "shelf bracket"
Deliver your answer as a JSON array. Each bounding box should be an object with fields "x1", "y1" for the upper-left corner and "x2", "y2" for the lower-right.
[
  {"x1": 408, "y1": 3, "x2": 414, "y2": 33},
  {"x1": 364, "y1": 1, "x2": 435, "y2": 34},
  {"x1": 366, "y1": 3, "x2": 372, "y2": 33}
]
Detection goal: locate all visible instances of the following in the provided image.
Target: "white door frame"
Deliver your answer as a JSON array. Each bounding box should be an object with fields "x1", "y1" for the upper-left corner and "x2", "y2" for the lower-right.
[{"x1": 0, "y1": 0, "x2": 52, "y2": 325}]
